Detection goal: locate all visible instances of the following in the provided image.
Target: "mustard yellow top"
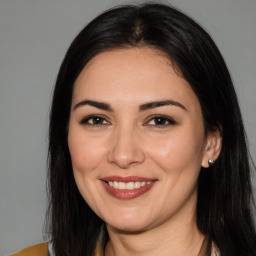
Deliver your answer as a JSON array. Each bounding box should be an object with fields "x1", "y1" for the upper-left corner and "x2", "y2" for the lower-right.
[
  {"x1": 9, "y1": 243, "x2": 48, "y2": 256},
  {"x1": 9, "y1": 236, "x2": 212, "y2": 256},
  {"x1": 9, "y1": 242, "x2": 102, "y2": 256}
]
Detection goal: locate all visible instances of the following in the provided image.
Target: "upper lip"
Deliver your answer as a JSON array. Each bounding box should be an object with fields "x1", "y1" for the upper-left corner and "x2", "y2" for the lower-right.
[{"x1": 100, "y1": 176, "x2": 157, "y2": 182}]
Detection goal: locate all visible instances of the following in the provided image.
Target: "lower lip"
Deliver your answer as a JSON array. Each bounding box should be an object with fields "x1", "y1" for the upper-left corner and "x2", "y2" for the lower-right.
[{"x1": 101, "y1": 181, "x2": 155, "y2": 200}]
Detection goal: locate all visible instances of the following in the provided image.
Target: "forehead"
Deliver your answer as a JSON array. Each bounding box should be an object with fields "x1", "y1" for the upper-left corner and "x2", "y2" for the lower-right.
[
  {"x1": 72, "y1": 47, "x2": 199, "y2": 110},
  {"x1": 75, "y1": 47, "x2": 172, "y2": 86}
]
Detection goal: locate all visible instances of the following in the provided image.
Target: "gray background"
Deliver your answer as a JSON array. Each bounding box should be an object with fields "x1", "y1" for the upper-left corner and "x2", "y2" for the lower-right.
[{"x1": 0, "y1": 0, "x2": 255, "y2": 255}]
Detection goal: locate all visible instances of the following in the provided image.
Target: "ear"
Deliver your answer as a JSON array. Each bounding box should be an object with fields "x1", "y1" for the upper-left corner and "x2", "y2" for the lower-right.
[{"x1": 201, "y1": 129, "x2": 222, "y2": 168}]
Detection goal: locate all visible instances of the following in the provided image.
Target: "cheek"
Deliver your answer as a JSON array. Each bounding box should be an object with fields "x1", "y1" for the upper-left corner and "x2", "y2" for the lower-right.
[
  {"x1": 68, "y1": 128, "x2": 107, "y2": 174},
  {"x1": 68, "y1": 127, "x2": 108, "y2": 212},
  {"x1": 146, "y1": 127, "x2": 205, "y2": 173}
]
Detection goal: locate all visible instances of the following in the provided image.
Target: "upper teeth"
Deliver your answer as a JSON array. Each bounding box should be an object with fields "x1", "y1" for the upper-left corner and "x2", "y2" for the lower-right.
[{"x1": 108, "y1": 181, "x2": 152, "y2": 190}]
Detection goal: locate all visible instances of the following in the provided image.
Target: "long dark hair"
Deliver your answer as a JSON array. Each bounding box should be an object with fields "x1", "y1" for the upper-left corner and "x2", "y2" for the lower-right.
[{"x1": 47, "y1": 3, "x2": 256, "y2": 256}]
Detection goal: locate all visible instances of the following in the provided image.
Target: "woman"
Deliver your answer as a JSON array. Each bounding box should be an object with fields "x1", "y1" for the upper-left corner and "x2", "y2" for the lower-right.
[{"x1": 11, "y1": 3, "x2": 256, "y2": 256}]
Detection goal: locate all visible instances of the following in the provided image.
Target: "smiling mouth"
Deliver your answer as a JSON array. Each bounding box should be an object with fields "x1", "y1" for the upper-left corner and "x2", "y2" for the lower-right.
[
  {"x1": 100, "y1": 176, "x2": 156, "y2": 199},
  {"x1": 107, "y1": 181, "x2": 153, "y2": 190}
]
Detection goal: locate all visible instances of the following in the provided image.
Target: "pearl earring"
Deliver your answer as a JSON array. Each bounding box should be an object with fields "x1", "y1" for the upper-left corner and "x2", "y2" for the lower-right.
[{"x1": 208, "y1": 159, "x2": 214, "y2": 166}]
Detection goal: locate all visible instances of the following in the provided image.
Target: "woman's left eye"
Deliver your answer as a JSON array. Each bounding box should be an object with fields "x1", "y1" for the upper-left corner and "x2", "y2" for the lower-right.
[{"x1": 146, "y1": 116, "x2": 176, "y2": 127}]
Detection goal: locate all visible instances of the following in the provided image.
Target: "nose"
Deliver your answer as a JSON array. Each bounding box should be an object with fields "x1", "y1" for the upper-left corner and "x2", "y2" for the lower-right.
[{"x1": 107, "y1": 126, "x2": 145, "y2": 169}]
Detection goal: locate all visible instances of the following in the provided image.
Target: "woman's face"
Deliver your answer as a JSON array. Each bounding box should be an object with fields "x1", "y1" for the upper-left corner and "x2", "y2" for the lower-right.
[{"x1": 68, "y1": 48, "x2": 214, "y2": 232}]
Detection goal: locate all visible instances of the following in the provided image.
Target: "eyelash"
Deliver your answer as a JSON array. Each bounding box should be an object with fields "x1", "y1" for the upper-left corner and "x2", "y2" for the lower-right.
[
  {"x1": 145, "y1": 115, "x2": 176, "y2": 127},
  {"x1": 80, "y1": 115, "x2": 110, "y2": 126},
  {"x1": 79, "y1": 115, "x2": 176, "y2": 128}
]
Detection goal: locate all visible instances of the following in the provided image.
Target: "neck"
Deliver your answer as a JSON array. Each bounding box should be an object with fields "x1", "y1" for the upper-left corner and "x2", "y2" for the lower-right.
[{"x1": 105, "y1": 212, "x2": 204, "y2": 256}]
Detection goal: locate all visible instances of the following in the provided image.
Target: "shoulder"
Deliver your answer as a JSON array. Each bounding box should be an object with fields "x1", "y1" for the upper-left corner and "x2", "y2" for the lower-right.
[{"x1": 9, "y1": 243, "x2": 48, "y2": 256}]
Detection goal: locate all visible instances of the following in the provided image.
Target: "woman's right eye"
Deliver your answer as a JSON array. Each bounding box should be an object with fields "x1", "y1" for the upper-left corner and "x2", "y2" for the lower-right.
[{"x1": 80, "y1": 115, "x2": 110, "y2": 126}]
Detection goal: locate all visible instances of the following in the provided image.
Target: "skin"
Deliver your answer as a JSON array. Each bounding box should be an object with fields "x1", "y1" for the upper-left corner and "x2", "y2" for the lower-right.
[{"x1": 68, "y1": 48, "x2": 221, "y2": 256}]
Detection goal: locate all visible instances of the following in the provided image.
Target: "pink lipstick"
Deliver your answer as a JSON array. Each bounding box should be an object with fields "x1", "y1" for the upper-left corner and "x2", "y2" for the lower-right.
[{"x1": 100, "y1": 176, "x2": 157, "y2": 200}]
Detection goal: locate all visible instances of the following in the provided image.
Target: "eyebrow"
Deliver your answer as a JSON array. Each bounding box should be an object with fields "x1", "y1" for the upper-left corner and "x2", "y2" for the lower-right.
[
  {"x1": 73, "y1": 100, "x2": 113, "y2": 111},
  {"x1": 139, "y1": 100, "x2": 187, "y2": 111},
  {"x1": 73, "y1": 99, "x2": 187, "y2": 112}
]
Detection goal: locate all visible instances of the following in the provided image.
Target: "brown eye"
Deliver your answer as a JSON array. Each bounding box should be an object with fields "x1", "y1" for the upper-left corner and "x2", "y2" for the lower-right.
[
  {"x1": 89, "y1": 117, "x2": 105, "y2": 125},
  {"x1": 152, "y1": 117, "x2": 168, "y2": 125},
  {"x1": 146, "y1": 115, "x2": 176, "y2": 127},
  {"x1": 80, "y1": 115, "x2": 110, "y2": 126}
]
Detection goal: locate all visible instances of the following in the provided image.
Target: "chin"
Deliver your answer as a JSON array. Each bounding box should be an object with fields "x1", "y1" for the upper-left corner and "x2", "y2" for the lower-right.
[
  {"x1": 104, "y1": 212, "x2": 156, "y2": 233},
  {"x1": 107, "y1": 221, "x2": 151, "y2": 234}
]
